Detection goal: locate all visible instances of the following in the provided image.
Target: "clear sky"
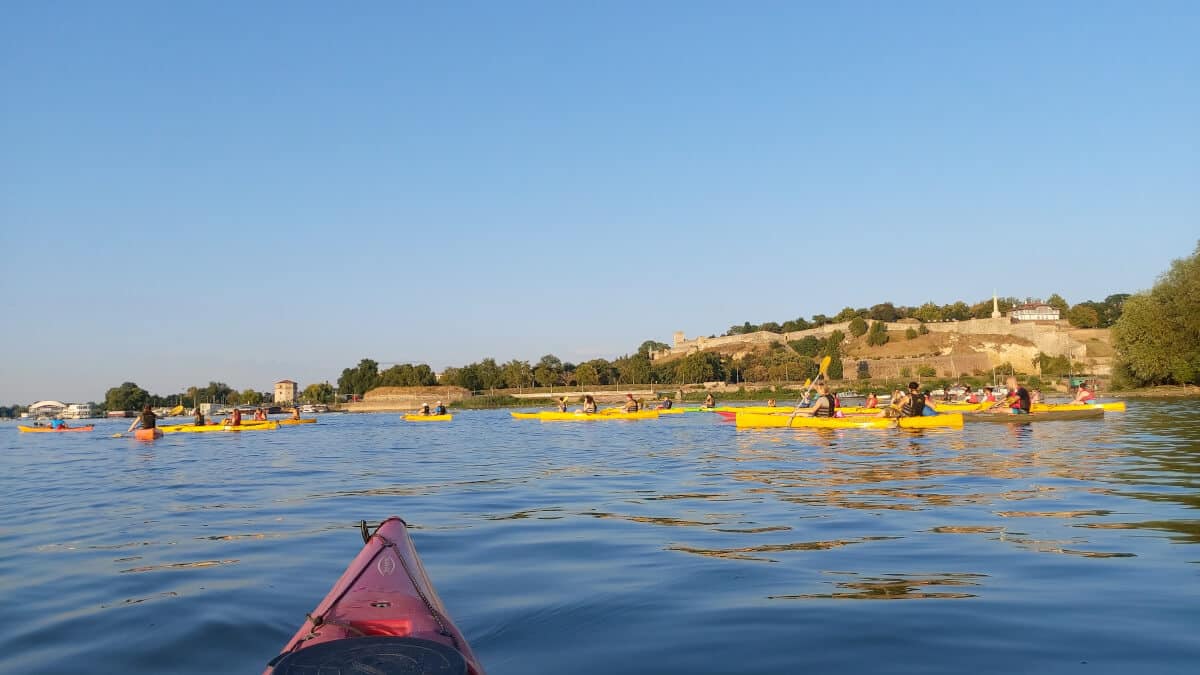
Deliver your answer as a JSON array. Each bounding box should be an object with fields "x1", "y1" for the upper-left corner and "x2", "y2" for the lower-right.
[{"x1": 2, "y1": 1, "x2": 1197, "y2": 403}]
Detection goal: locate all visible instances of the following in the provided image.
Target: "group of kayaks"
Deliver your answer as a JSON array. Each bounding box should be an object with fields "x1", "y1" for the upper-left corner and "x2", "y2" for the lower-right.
[
  {"x1": 507, "y1": 400, "x2": 1124, "y2": 429},
  {"x1": 16, "y1": 417, "x2": 318, "y2": 437}
]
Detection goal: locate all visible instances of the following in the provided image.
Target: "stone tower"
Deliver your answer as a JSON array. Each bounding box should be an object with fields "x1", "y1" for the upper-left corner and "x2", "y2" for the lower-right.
[{"x1": 991, "y1": 292, "x2": 1002, "y2": 319}]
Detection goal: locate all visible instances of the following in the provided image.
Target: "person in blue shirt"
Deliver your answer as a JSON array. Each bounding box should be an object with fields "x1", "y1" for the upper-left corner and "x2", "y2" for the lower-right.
[
  {"x1": 49, "y1": 417, "x2": 67, "y2": 429},
  {"x1": 433, "y1": 401, "x2": 447, "y2": 416}
]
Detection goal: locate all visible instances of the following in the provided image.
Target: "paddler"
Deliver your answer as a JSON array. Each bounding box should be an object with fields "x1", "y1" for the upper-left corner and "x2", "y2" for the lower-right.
[
  {"x1": 864, "y1": 392, "x2": 878, "y2": 408},
  {"x1": 229, "y1": 407, "x2": 242, "y2": 426},
  {"x1": 805, "y1": 382, "x2": 837, "y2": 417},
  {"x1": 290, "y1": 406, "x2": 301, "y2": 420},
  {"x1": 254, "y1": 407, "x2": 267, "y2": 421},
  {"x1": 659, "y1": 396, "x2": 673, "y2": 410},
  {"x1": 49, "y1": 417, "x2": 69, "y2": 430},
  {"x1": 876, "y1": 389, "x2": 908, "y2": 418},
  {"x1": 982, "y1": 386, "x2": 997, "y2": 403},
  {"x1": 194, "y1": 407, "x2": 206, "y2": 427},
  {"x1": 704, "y1": 393, "x2": 715, "y2": 409},
  {"x1": 582, "y1": 395, "x2": 598, "y2": 414},
  {"x1": 623, "y1": 394, "x2": 639, "y2": 413},
  {"x1": 556, "y1": 397, "x2": 568, "y2": 413},
  {"x1": 766, "y1": 398, "x2": 777, "y2": 407},
  {"x1": 1002, "y1": 376, "x2": 1032, "y2": 414},
  {"x1": 127, "y1": 404, "x2": 157, "y2": 434},
  {"x1": 418, "y1": 403, "x2": 432, "y2": 416},
  {"x1": 1073, "y1": 382, "x2": 1096, "y2": 404},
  {"x1": 900, "y1": 382, "x2": 933, "y2": 417},
  {"x1": 433, "y1": 401, "x2": 447, "y2": 415},
  {"x1": 1030, "y1": 389, "x2": 1043, "y2": 404}
]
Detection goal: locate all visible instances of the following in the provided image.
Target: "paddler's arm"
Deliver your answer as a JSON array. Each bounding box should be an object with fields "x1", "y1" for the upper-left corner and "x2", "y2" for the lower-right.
[{"x1": 126, "y1": 415, "x2": 140, "y2": 433}]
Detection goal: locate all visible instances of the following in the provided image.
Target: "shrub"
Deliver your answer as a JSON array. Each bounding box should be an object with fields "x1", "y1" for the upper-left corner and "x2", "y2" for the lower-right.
[{"x1": 905, "y1": 327, "x2": 918, "y2": 340}]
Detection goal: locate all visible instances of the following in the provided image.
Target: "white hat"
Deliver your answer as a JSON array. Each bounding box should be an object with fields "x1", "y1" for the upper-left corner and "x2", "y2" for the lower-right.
[{"x1": 436, "y1": 401, "x2": 442, "y2": 405}]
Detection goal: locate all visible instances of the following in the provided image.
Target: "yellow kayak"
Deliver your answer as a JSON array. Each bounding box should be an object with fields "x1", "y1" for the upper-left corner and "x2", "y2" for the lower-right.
[
  {"x1": 934, "y1": 401, "x2": 1125, "y2": 413},
  {"x1": 511, "y1": 411, "x2": 660, "y2": 421},
  {"x1": 161, "y1": 421, "x2": 279, "y2": 433},
  {"x1": 655, "y1": 408, "x2": 686, "y2": 415},
  {"x1": 277, "y1": 418, "x2": 317, "y2": 425},
  {"x1": 402, "y1": 414, "x2": 453, "y2": 422},
  {"x1": 735, "y1": 411, "x2": 963, "y2": 429}
]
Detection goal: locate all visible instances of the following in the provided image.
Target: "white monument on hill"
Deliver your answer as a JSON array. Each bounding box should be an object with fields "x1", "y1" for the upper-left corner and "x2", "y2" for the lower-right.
[{"x1": 991, "y1": 292, "x2": 1002, "y2": 319}]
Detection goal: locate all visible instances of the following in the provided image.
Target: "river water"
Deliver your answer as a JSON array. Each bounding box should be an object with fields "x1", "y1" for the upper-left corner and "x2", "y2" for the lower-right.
[{"x1": 1, "y1": 402, "x2": 1197, "y2": 674}]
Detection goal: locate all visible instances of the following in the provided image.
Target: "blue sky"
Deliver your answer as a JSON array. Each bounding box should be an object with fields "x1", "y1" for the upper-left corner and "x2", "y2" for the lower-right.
[{"x1": 2, "y1": 1, "x2": 1197, "y2": 403}]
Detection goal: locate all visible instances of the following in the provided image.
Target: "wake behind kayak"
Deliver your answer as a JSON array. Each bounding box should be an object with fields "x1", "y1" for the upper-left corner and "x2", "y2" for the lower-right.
[{"x1": 266, "y1": 517, "x2": 484, "y2": 674}]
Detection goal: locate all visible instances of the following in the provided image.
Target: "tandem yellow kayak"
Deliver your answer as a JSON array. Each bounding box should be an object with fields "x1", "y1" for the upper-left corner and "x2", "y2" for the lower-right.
[
  {"x1": 511, "y1": 411, "x2": 660, "y2": 421},
  {"x1": 160, "y1": 421, "x2": 279, "y2": 433},
  {"x1": 735, "y1": 411, "x2": 963, "y2": 429},
  {"x1": 402, "y1": 414, "x2": 453, "y2": 422},
  {"x1": 933, "y1": 401, "x2": 1125, "y2": 413},
  {"x1": 277, "y1": 418, "x2": 317, "y2": 426}
]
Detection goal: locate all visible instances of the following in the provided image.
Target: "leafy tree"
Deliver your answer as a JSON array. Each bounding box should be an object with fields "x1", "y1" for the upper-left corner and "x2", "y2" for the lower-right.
[
  {"x1": 1047, "y1": 293, "x2": 1070, "y2": 314},
  {"x1": 615, "y1": 354, "x2": 652, "y2": 384},
  {"x1": 905, "y1": 327, "x2": 919, "y2": 340},
  {"x1": 227, "y1": 391, "x2": 242, "y2": 406},
  {"x1": 241, "y1": 389, "x2": 264, "y2": 406},
  {"x1": 781, "y1": 317, "x2": 810, "y2": 332},
  {"x1": 761, "y1": 322, "x2": 782, "y2": 333},
  {"x1": 105, "y1": 382, "x2": 150, "y2": 412},
  {"x1": 917, "y1": 365, "x2": 937, "y2": 378},
  {"x1": 575, "y1": 363, "x2": 599, "y2": 386},
  {"x1": 811, "y1": 314, "x2": 830, "y2": 327},
  {"x1": 1067, "y1": 304, "x2": 1101, "y2": 328},
  {"x1": 637, "y1": 340, "x2": 669, "y2": 357},
  {"x1": 869, "y1": 303, "x2": 899, "y2": 322},
  {"x1": 919, "y1": 323, "x2": 930, "y2": 335},
  {"x1": 501, "y1": 360, "x2": 533, "y2": 389},
  {"x1": 835, "y1": 307, "x2": 859, "y2": 323},
  {"x1": 1113, "y1": 243, "x2": 1200, "y2": 386},
  {"x1": 301, "y1": 382, "x2": 335, "y2": 404},
  {"x1": 533, "y1": 354, "x2": 564, "y2": 387},
  {"x1": 827, "y1": 355, "x2": 844, "y2": 380},
  {"x1": 1102, "y1": 293, "x2": 1131, "y2": 327},
  {"x1": 475, "y1": 358, "x2": 504, "y2": 390},
  {"x1": 943, "y1": 301, "x2": 972, "y2": 321},
  {"x1": 789, "y1": 336, "x2": 822, "y2": 357},
  {"x1": 848, "y1": 317, "x2": 868, "y2": 337},
  {"x1": 914, "y1": 302, "x2": 942, "y2": 322},
  {"x1": 338, "y1": 359, "x2": 380, "y2": 398},
  {"x1": 866, "y1": 321, "x2": 889, "y2": 346},
  {"x1": 676, "y1": 352, "x2": 724, "y2": 384},
  {"x1": 826, "y1": 330, "x2": 845, "y2": 348}
]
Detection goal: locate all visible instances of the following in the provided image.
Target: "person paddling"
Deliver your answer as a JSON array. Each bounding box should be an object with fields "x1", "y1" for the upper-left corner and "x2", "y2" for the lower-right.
[
  {"x1": 291, "y1": 406, "x2": 301, "y2": 420},
  {"x1": 804, "y1": 382, "x2": 838, "y2": 417},
  {"x1": 582, "y1": 395, "x2": 598, "y2": 414},
  {"x1": 194, "y1": 407, "x2": 206, "y2": 427},
  {"x1": 900, "y1": 382, "x2": 933, "y2": 417},
  {"x1": 418, "y1": 403, "x2": 432, "y2": 416},
  {"x1": 704, "y1": 393, "x2": 715, "y2": 409},
  {"x1": 659, "y1": 396, "x2": 673, "y2": 410},
  {"x1": 230, "y1": 407, "x2": 242, "y2": 426},
  {"x1": 49, "y1": 416, "x2": 68, "y2": 430},
  {"x1": 556, "y1": 397, "x2": 568, "y2": 413},
  {"x1": 623, "y1": 393, "x2": 639, "y2": 413},
  {"x1": 864, "y1": 392, "x2": 878, "y2": 408},
  {"x1": 433, "y1": 401, "x2": 447, "y2": 416},
  {"x1": 1001, "y1": 376, "x2": 1032, "y2": 414},
  {"x1": 127, "y1": 404, "x2": 157, "y2": 434},
  {"x1": 1073, "y1": 382, "x2": 1096, "y2": 404}
]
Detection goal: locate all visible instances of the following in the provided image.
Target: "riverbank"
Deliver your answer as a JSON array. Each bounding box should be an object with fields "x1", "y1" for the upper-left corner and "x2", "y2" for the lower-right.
[{"x1": 1112, "y1": 384, "x2": 1200, "y2": 398}]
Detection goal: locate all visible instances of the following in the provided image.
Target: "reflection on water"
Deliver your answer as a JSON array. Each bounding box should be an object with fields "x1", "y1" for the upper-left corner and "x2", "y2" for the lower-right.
[{"x1": 1, "y1": 400, "x2": 1199, "y2": 673}]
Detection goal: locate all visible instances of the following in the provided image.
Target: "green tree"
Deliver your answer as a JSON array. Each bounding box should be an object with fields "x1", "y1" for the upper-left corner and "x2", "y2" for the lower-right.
[
  {"x1": 574, "y1": 363, "x2": 600, "y2": 386},
  {"x1": 615, "y1": 354, "x2": 652, "y2": 384},
  {"x1": 835, "y1": 307, "x2": 859, "y2": 322},
  {"x1": 905, "y1": 327, "x2": 919, "y2": 340},
  {"x1": 761, "y1": 322, "x2": 782, "y2": 333},
  {"x1": 789, "y1": 336, "x2": 822, "y2": 356},
  {"x1": 637, "y1": 340, "x2": 669, "y2": 357},
  {"x1": 501, "y1": 359, "x2": 533, "y2": 389},
  {"x1": 1113, "y1": 243, "x2": 1200, "y2": 386},
  {"x1": 1067, "y1": 304, "x2": 1101, "y2": 328},
  {"x1": 919, "y1": 323, "x2": 930, "y2": 335},
  {"x1": 848, "y1": 317, "x2": 868, "y2": 337},
  {"x1": 227, "y1": 390, "x2": 242, "y2": 406},
  {"x1": 104, "y1": 382, "x2": 150, "y2": 412},
  {"x1": 1102, "y1": 293, "x2": 1131, "y2": 327},
  {"x1": 241, "y1": 389, "x2": 263, "y2": 406},
  {"x1": 856, "y1": 360, "x2": 871, "y2": 380},
  {"x1": 811, "y1": 314, "x2": 830, "y2": 327},
  {"x1": 914, "y1": 302, "x2": 942, "y2": 322},
  {"x1": 1047, "y1": 293, "x2": 1070, "y2": 314},
  {"x1": 866, "y1": 321, "x2": 889, "y2": 346},
  {"x1": 869, "y1": 303, "x2": 899, "y2": 322},
  {"x1": 476, "y1": 358, "x2": 504, "y2": 390},
  {"x1": 338, "y1": 359, "x2": 380, "y2": 398},
  {"x1": 676, "y1": 352, "x2": 724, "y2": 384},
  {"x1": 301, "y1": 382, "x2": 335, "y2": 404},
  {"x1": 533, "y1": 354, "x2": 563, "y2": 387},
  {"x1": 781, "y1": 317, "x2": 810, "y2": 332}
]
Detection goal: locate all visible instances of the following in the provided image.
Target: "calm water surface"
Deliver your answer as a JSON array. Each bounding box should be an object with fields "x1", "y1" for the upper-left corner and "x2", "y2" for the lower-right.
[{"x1": 1, "y1": 402, "x2": 1198, "y2": 674}]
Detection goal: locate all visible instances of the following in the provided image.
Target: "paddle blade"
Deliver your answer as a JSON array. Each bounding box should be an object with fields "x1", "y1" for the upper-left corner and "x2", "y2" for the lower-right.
[{"x1": 818, "y1": 355, "x2": 832, "y2": 376}]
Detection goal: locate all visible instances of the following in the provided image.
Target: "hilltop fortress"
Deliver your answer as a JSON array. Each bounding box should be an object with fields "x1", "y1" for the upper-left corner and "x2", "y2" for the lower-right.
[{"x1": 653, "y1": 315, "x2": 1112, "y2": 380}]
